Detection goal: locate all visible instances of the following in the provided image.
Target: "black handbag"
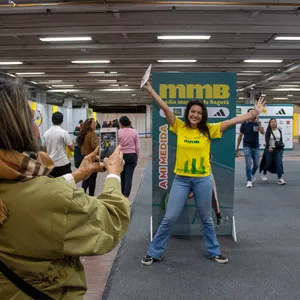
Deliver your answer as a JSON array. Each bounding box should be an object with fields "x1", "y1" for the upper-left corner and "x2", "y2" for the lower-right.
[
  {"x1": 271, "y1": 130, "x2": 284, "y2": 149},
  {"x1": 0, "y1": 260, "x2": 53, "y2": 300}
]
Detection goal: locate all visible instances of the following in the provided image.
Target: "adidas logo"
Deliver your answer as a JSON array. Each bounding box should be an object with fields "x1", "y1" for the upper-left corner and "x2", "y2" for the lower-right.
[
  {"x1": 213, "y1": 109, "x2": 226, "y2": 117},
  {"x1": 276, "y1": 108, "x2": 286, "y2": 115}
]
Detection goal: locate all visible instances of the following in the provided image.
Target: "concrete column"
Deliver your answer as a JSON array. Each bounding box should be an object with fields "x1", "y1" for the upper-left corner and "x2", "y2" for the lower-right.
[
  {"x1": 36, "y1": 91, "x2": 46, "y2": 104},
  {"x1": 145, "y1": 104, "x2": 152, "y2": 137},
  {"x1": 63, "y1": 98, "x2": 74, "y2": 132}
]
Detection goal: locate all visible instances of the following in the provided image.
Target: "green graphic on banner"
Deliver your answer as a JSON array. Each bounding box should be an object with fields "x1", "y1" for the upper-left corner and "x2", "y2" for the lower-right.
[{"x1": 152, "y1": 72, "x2": 236, "y2": 236}]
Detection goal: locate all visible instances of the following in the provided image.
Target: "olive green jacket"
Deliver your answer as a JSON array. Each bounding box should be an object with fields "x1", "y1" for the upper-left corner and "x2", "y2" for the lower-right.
[{"x1": 0, "y1": 176, "x2": 130, "y2": 299}]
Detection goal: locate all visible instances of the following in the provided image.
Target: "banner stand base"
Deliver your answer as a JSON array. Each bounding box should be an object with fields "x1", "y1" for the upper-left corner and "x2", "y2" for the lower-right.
[{"x1": 232, "y1": 216, "x2": 237, "y2": 242}]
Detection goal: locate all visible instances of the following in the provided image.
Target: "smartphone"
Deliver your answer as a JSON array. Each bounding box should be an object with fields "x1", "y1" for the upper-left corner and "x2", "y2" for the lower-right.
[{"x1": 99, "y1": 127, "x2": 118, "y2": 161}]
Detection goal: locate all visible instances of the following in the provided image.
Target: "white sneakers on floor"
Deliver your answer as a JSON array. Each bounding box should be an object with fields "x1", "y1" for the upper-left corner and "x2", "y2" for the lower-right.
[
  {"x1": 260, "y1": 173, "x2": 268, "y2": 182},
  {"x1": 246, "y1": 181, "x2": 253, "y2": 188},
  {"x1": 278, "y1": 178, "x2": 286, "y2": 185}
]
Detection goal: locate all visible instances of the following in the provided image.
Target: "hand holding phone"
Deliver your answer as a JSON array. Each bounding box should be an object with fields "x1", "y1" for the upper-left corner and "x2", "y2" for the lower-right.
[{"x1": 99, "y1": 127, "x2": 118, "y2": 161}]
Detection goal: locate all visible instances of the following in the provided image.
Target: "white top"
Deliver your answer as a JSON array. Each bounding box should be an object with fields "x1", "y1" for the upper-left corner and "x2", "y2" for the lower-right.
[
  {"x1": 43, "y1": 125, "x2": 73, "y2": 167},
  {"x1": 269, "y1": 128, "x2": 281, "y2": 148}
]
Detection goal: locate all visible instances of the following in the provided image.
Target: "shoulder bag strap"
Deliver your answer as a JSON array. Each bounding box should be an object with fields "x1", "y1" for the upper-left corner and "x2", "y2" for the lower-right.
[{"x1": 0, "y1": 260, "x2": 53, "y2": 300}]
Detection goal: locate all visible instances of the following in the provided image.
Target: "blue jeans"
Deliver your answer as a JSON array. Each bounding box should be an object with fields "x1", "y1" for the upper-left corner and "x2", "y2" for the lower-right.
[
  {"x1": 244, "y1": 147, "x2": 260, "y2": 181},
  {"x1": 264, "y1": 148, "x2": 283, "y2": 179},
  {"x1": 147, "y1": 175, "x2": 221, "y2": 258}
]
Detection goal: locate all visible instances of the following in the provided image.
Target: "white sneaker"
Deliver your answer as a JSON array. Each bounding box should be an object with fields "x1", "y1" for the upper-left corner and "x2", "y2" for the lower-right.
[
  {"x1": 246, "y1": 181, "x2": 252, "y2": 188},
  {"x1": 260, "y1": 173, "x2": 268, "y2": 182},
  {"x1": 251, "y1": 175, "x2": 256, "y2": 183},
  {"x1": 278, "y1": 178, "x2": 286, "y2": 185}
]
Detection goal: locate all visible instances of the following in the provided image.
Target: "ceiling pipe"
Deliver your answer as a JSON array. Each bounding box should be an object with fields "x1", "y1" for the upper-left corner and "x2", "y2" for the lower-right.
[{"x1": 1, "y1": 1, "x2": 300, "y2": 9}]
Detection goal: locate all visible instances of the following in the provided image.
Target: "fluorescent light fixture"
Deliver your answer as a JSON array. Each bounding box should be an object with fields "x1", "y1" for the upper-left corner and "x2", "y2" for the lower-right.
[
  {"x1": 131, "y1": 93, "x2": 136, "y2": 96},
  {"x1": 157, "y1": 60, "x2": 197, "y2": 63},
  {"x1": 237, "y1": 81, "x2": 248, "y2": 83},
  {"x1": 287, "y1": 94, "x2": 294, "y2": 97},
  {"x1": 273, "y1": 88, "x2": 300, "y2": 91},
  {"x1": 110, "y1": 71, "x2": 118, "y2": 74},
  {"x1": 110, "y1": 84, "x2": 119, "y2": 87},
  {"x1": 274, "y1": 97, "x2": 288, "y2": 100},
  {"x1": 99, "y1": 88, "x2": 134, "y2": 91},
  {"x1": 237, "y1": 73, "x2": 261, "y2": 76},
  {"x1": 5, "y1": 73, "x2": 16, "y2": 77},
  {"x1": 157, "y1": 35, "x2": 211, "y2": 40},
  {"x1": 0, "y1": 62, "x2": 23, "y2": 65},
  {"x1": 52, "y1": 85, "x2": 74, "y2": 88},
  {"x1": 275, "y1": 36, "x2": 300, "y2": 41},
  {"x1": 16, "y1": 72, "x2": 45, "y2": 75},
  {"x1": 261, "y1": 94, "x2": 267, "y2": 97},
  {"x1": 278, "y1": 84, "x2": 299, "y2": 87},
  {"x1": 124, "y1": 84, "x2": 128, "y2": 87},
  {"x1": 72, "y1": 60, "x2": 110, "y2": 64},
  {"x1": 240, "y1": 70, "x2": 262, "y2": 73},
  {"x1": 88, "y1": 71, "x2": 105, "y2": 74},
  {"x1": 40, "y1": 37, "x2": 92, "y2": 42},
  {"x1": 238, "y1": 97, "x2": 244, "y2": 99},
  {"x1": 30, "y1": 81, "x2": 38, "y2": 84},
  {"x1": 99, "y1": 79, "x2": 117, "y2": 83},
  {"x1": 46, "y1": 86, "x2": 52, "y2": 89},
  {"x1": 39, "y1": 80, "x2": 63, "y2": 84},
  {"x1": 244, "y1": 59, "x2": 283, "y2": 63},
  {"x1": 48, "y1": 89, "x2": 79, "y2": 92}
]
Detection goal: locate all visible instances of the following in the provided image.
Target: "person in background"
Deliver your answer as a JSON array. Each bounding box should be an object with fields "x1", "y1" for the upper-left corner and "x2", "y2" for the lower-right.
[
  {"x1": 96, "y1": 120, "x2": 101, "y2": 130},
  {"x1": 74, "y1": 119, "x2": 83, "y2": 137},
  {"x1": 78, "y1": 118, "x2": 99, "y2": 196},
  {"x1": 118, "y1": 116, "x2": 140, "y2": 198},
  {"x1": 43, "y1": 112, "x2": 74, "y2": 177},
  {"x1": 259, "y1": 118, "x2": 285, "y2": 185},
  {"x1": 0, "y1": 78, "x2": 130, "y2": 299},
  {"x1": 141, "y1": 81, "x2": 266, "y2": 266},
  {"x1": 236, "y1": 109, "x2": 265, "y2": 188},
  {"x1": 32, "y1": 121, "x2": 42, "y2": 149}
]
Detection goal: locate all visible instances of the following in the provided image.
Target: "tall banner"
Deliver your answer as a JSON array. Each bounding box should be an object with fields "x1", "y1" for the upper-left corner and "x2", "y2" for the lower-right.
[
  {"x1": 152, "y1": 72, "x2": 236, "y2": 236},
  {"x1": 236, "y1": 104, "x2": 294, "y2": 150}
]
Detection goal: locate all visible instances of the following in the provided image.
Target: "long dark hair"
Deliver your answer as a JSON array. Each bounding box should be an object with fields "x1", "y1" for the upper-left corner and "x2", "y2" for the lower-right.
[
  {"x1": 184, "y1": 100, "x2": 211, "y2": 140},
  {"x1": 266, "y1": 118, "x2": 277, "y2": 135},
  {"x1": 77, "y1": 118, "x2": 94, "y2": 147},
  {"x1": 0, "y1": 78, "x2": 38, "y2": 152}
]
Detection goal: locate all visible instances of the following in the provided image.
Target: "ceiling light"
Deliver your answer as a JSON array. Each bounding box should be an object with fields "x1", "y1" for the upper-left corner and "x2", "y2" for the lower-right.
[
  {"x1": 99, "y1": 88, "x2": 134, "y2": 91},
  {"x1": 238, "y1": 97, "x2": 244, "y2": 99},
  {"x1": 274, "y1": 97, "x2": 288, "y2": 100},
  {"x1": 244, "y1": 59, "x2": 282, "y2": 63},
  {"x1": 287, "y1": 94, "x2": 294, "y2": 97},
  {"x1": 278, "y1": 84, "x2": 299, "y2": 87},
  {"x1": 5, "y1": 73, "x2": 16, "y2": 77},
  {"x1": 157, "y1": 35, "x2": 211, "y2": 40},
  {"x1": 237, "y1": 81, "x2": 248, "y2": 83},
  {"x1": 273, "y1": 88, "x2": 300, "y2": 91},
  {"x1": 30, "y1": 81, "x2": 38, "y2": 84},
  {"x1": 88, "y1": 71, "x2": 105, "y2": 74},
  {"x1": 16, "y1": 72, "x2": 45, "y2": 75},
  {"x1": 99, "y1": 80, "x2": 117, "y2": 83},
  {"x1": 39, "y1": 80, "x2": 63, "y2": 84},
  {"x1": 240, "y1": 71, "x2": 262, "y2": 73},
  {"x1": 0, "y1": 62, "x2": 23, "y2": 65},
  {"x1": 110, "y1": 84, "x2": 119, "y2": 87},
  {"x1": 274, "y1": 36, "x2": 300, "y2": 41},
  {"x1": 110, "y1": 71, "x2": 118, "y2": 74},
  {"x1": 261, "y1": 94, "x2": 267, "y2": 97},
  {"x1": 124, "y1": 84, "x2": 128, "y2": 87},
  {"x1": 237, "y1": 73, "x2": 261, "y2": 76},
  {"x1": 72, "y1": 60, "x2": 110, "y2": 64},
  {"x1": 157, "y1": 60, "x2": 197, "y2": 63},
  {"x1": 131, "y1": 93, "x2": 136, "y2": 96},
  {"x1": 52, "y1": 85, "x2": 74, "y2": 88},
  {"x1": 48, "y1": 89, "x2": 79, "y2": 92},
  {"x1": 40, "y1": 37, "x2": 92, "y2": 42}
]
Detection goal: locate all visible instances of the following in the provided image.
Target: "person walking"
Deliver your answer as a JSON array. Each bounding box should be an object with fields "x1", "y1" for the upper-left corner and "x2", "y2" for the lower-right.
[
  {"x1": 118, "y1": 116, "x2": 140, "y2": 198},
  {"x1": 236, "y1": 109, "x2": 265, "y2": 188},
  {"x1": 260, "y1": 118, "x2": 285, "y2": 185},
  {"x1": 43, "y1": 111, "x2": 74, "y2": 177},
  {"x1": 141, "y1": 81, "x2": 266, "y2": 266},
  {"x1": 78, "y1": 118, "x2": 99, "y2": 196}
]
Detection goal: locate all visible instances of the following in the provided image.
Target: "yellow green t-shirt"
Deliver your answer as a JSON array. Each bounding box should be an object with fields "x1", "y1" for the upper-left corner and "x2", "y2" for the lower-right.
[{"x1": 170, "y1": 117, "x2": 223, "y2": 177}]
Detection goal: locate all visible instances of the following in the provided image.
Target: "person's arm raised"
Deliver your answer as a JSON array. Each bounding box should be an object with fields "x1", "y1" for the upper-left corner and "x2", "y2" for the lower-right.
[
  {"x1": 220, "y1": 97, "x2": 267, "y2": 133},
  {"x1": 144, "y1": 81, "x2": 176, "y2": 127}
]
